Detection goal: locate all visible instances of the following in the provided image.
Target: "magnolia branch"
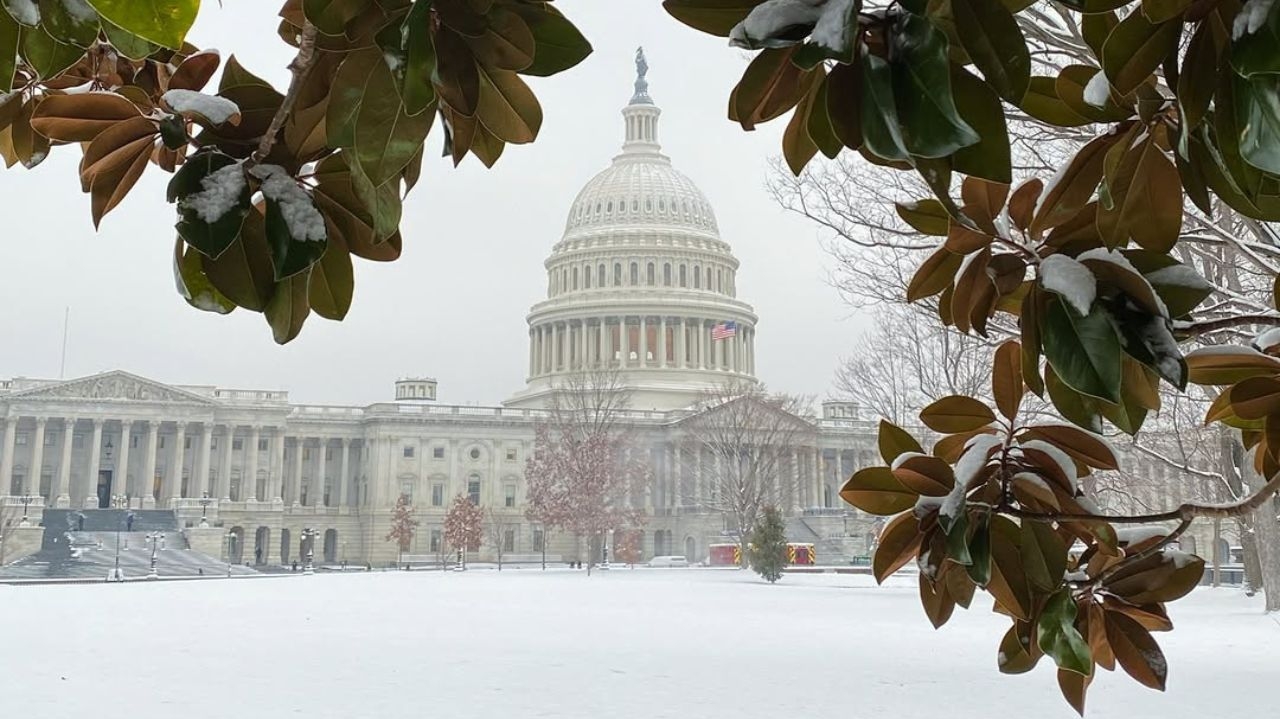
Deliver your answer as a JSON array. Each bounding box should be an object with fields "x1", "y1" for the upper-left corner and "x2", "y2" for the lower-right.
[
  {"x1": 1174, "y1": 314, "x2": 1280, "y2": 337},
  {"x1": 249, "y1": 20, "x2": 319, "y2": 167}
]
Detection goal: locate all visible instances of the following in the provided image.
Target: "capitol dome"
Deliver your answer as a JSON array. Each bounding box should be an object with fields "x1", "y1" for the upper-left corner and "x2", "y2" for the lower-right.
[{"x1": 506, "y1": 50, "x2": 759, "y2": 412}]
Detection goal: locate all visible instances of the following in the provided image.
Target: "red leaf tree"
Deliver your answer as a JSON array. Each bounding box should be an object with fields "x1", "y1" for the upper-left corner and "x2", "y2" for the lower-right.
[
  {"x1": 384, "y1": 493, "x2": 419, "y2": 566},
  {"x1": 443, "y1": 494, "x2": 484, "y2": 565},
  {"x1": 524, "y1": 367, "x2": 648, "y2": 572}
]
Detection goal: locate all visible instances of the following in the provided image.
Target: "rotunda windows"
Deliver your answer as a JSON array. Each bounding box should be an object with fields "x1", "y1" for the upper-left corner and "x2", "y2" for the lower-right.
[
  {"x1": 663, "y1": 263, "x2": 671, "y2": 286},
  {"x1": 679, "y1": 264, "x2": 687, "y2": 287},
  {"x1": 647, "y1": 262, "x2": 655, "y2": 285},
  {"x1": 632, "y1": 199, "x2": 639, "y2": 212},
  {"x1": 630, "y1": 262, "x2": 639, "y2": 285},
  {"x1": 607, "y1": 200, "x2": 613, "y2": 213},
  {"x1": 693, "y1": 265, "x2": 701, "y2": 289},
  {"x1": 598, "y1": 263, "x2": 606, "y2": 287}
]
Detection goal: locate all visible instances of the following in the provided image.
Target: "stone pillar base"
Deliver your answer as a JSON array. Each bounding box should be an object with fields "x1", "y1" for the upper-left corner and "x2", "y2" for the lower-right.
[
  {"x1": 142, "y1": 496, "x2": 156, "y2": 509},
  {"x1": 54, "y1": 495, "x2": 70, "y2": 508},
  {"x1": 81, "y1": 497, "x2": 99, "y2": 509}
]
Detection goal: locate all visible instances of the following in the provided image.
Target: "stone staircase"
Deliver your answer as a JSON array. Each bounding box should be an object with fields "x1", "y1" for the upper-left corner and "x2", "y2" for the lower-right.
[{"x1": 0, "y1": 509, "x2": 257, "y2": 581}]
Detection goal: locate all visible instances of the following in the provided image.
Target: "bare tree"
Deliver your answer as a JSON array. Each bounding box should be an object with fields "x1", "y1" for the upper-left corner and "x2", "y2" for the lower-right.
[
  {"x1": 678, "y1": 379, "x2": 815, "y2": 568},
  {"x1": 384, "y1": 493, "x2": 418, "y2": 568},
  {"x1": 485, "y1": 507, "x2": 510, "y2": 571},
  {"x1": 524, "y1": 366, "x2": 648, "y2": 575}
]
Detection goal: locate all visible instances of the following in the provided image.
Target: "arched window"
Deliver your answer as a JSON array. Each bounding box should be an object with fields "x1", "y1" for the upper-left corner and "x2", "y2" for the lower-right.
[
  {"x1": 595, "y1": 202, "x2": 601, "y2": 214},
  {"x1": 679, "y1": 265, "x2": 687, "y2": 287},
  {"x1": 646, "y1": 262, "x2": 655, "y2": 285},
  {"x1": 658, "y1": 198, "x2": 666, "y2": 213},
  {"x1": 716, "y1": 269, "x2": 722, "y2": 292},
  {"x1": 693, "y1": 265, "x2": 701, "y2": 289},
  {"x1": 598, "y1": 263, "x2": 606, "y2": 287},
  {"x1": 706, "y1": 267, "x2": 712, "y2": 288},
  {"x1": 646, "y1": 198, "x2": 653, "y2": 212},
  {"x1": 632, "y1": 199, "x2": 639, "y2": 212},
  {"x1": 614, "y1": 263, "x2": 622, "y2": 285},
  {"x1": 572, "y1": 267, "x2": 579, "y2": 290},
  {"x1": 607, "y1": 201, "x2": 613, "y2": 213},
  {"x1": 583, "y1": 265, "x2": 591, "y2": 289},
  {"x1": 663, "y1": 263, "x2": 671, "y2": 286},
  {"x1": 630, "y1": 262, "x2": 639, "y2": 285}
]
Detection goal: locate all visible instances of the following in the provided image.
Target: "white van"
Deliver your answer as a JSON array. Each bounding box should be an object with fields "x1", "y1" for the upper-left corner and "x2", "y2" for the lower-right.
[{"x1": 647, "y1": 555, "x2": 690, "y2": 568}]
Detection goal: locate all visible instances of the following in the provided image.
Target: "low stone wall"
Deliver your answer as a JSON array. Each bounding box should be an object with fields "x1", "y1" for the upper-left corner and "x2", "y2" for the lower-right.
[{"x1": 0, "y1": 525, "x2": 44, "y2": 565}]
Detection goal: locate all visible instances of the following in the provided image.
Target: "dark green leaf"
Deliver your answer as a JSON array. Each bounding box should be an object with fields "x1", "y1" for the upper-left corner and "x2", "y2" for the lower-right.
[
  {"x1": 1141, "y1": 0, "x2": 1192, "y2": 22},
  {"x1": 945, "y1": 512, "x2": 973, "y2": 566},
  {"x1": 1100, "y1": 11, "x2": 1181, "y2": 95},
  {"x1": 1236, "y1": 72, "x2": 1280, "y2": 176},
  {"x1": 100, "y1": 16, "x2": 158, "y2": 60},
  {"x1": 264, "y1": 270, "x2": 311, "y2": 345},
  {"x1": 167, "y1": 150, "x2": 249, "y2": 260},
  {"x1": 0, "y1": 8, "x2": 17, "y2": 92},
  {"x1": 890, "y1": 12, "x2": 980, "y2": 158},
  {"x1": 1021, "y1": 519, "x2": 1067, "y2": 591},
  {"x1": 1042, "y1": 296, "x2": 1123, "y2": 403},
  {"x1": 203, "y1": 210, "x2": 276, "y2": 311},
  {"x1": 262, "y1": 190, "x2": 328, "y2": 281},
  {"x1": 950, "y1": 66, "x2": 1012, "y2": 183},
  {"x1": 808, "y1": 69, "x2": 842, "y2": 157},
  {"x1": 514, "y1": 2, "x2": 593, "y2": 77},
  {"x1": 1019, "y1": 76, "x2": 1092, "y2": 127},
  {"x1": 309, "y1": 236, "x2": 353, "y2": 321},
  {"x1": 663, "y1": 0, "x2": 765, "y2": 36},
  {"x1": 85, "y1": 0, "x2": 198, "y2": 49},
  {"x1": 967, "y1": 512, "x2": 992, "y2": 585},
  {"x1": 20, "y1": 25, "x2": 84, "y2": 79},
  {"x1": 1232, "y1": 0, "x2": 1280, "y2": 77},
  {"x1": 355, "y1": 49, "x2": 434, "y2": 184},
  {"x1": 951, "y1": 0, "x2": 1030, "y2": 101},
  {"x1": 174, "y1": 239, "x2": 236, "y2": 315},
  {"x1": 302, "y1": 0, "x2": 366, "y2": 37},
  {"x1": 859, "y1": 52, "x2": 908, "y2": 160},
  {"x1": 1038, "y1": 589, "x2": 1093, "y2": 676},
  {"x1": 41, "y1": 0, "x2": 99, "y2": 47},
  {"x1": 400, "y1": 0, "x2": 436, "y2": 115}
]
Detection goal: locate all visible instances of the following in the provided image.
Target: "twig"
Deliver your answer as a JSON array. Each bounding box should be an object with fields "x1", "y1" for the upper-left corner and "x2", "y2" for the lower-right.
[
  {"x1": 248, "y1": 21, "x2": 319, "y2": 167},
  {"x1": 1174, "y1": 314, "x2": 1280, "y2": 337}
]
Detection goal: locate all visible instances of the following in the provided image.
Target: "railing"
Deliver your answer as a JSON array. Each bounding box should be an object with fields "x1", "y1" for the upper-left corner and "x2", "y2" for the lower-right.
[
  {"x1": 213, "y1": 389, "x2": 291, "y2": 403},
  {"x1": 290, "y1": 405, "x2": 365, "y2": 418}
]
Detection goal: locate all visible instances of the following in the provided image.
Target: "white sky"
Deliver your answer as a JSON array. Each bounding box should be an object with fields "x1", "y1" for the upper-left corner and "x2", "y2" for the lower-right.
[{"x1": 0, "y1": 0, "x2": 868, "y2": 406}]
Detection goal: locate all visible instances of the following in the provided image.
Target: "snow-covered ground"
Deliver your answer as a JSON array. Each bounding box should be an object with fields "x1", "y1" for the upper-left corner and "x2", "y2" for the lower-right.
[{"x1": 0, "y1": 569, "x2": 1273, "y2": 718}]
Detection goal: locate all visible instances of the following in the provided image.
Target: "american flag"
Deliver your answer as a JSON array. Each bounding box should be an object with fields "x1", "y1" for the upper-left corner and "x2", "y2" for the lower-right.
[{"x1": 711, "y1": 321, "x2": 738, "y2": 340}]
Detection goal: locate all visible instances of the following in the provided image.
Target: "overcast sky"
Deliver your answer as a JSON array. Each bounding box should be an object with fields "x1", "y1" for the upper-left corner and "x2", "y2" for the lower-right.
[{"x1": 0, "y1": 0, "x2": 869, "y2": 407}]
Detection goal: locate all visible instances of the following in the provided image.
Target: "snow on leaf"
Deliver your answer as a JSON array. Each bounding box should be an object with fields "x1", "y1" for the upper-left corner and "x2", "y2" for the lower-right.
[
  {"x1": 1234, "y1": 0, "x2": 1276, "y2": 39},
  {"x1": 891, "y1": 451, "x2": 927, "y2": 471},
  {"x1": 730, "y1": 0, "x2": 825, "y2": 50},
  {"x1": 1254, "y1": 327, "x2": 1280, "y2": 352},
  {"x1": 248, "y1": 164, "x2": 326, "y2": 243},
  {"x1": 1040, "y1": 254, "x2": 1096, "y2": 316},
  {"x1": 4, "y1": 0, "x2": 39, "y2": 25},
  {"x1": 1144, "y1": 264, "x2": 1211, "y2": 290},
  {"x1": 809, "y1": 0, "x2": 857, "y2": 53},
  {"x1": 61, "y1": 0, "x2": 96, "y2": 22},
  {"x1": 940, "y1": 434, "x2": 1003, "y2": 526},
  {"x1": 179, "y1": 161, "x2": 246, "y2": 224},
  {"x1": 1018, "y1": 439, "x2": 1078, "y2": 493},
  {"x1": 1083, "y1": 69, "x2": 1110, "y2": 110},
  {"x1": 161, "y1": 89, "x2": 241, "y2": 126}
]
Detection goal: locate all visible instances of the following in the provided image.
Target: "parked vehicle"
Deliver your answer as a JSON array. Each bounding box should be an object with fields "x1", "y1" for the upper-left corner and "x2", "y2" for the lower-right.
[{"x1": 647, "y1": 555, "x2": 690, "y2": 567}]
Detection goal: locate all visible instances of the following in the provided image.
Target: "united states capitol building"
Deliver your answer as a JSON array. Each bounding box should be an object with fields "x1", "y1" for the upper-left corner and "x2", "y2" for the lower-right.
[{"x1": 0, "y1": 64, "x2": 885, "y2": 572}]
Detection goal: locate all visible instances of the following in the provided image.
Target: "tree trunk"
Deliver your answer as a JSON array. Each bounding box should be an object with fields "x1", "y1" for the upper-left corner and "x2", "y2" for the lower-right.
[
  {"x1": 1240, "y1": 521, "x2": 1264, "y2": 596},
  {"x1": 1212, "y1": 518, "x2": 1221, "y2": 588},
  {"x1": 739, "y1": 537, "x2": 750, "y2": 570},
  {"x1": 1242, "y1": 455, "x2": 1280, "y2": 611}
]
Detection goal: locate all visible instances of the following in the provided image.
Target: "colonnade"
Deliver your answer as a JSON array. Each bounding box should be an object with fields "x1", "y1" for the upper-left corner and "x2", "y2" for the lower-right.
[{"x1": 528, "y1": 316, "x2": 755, "y2": 377}]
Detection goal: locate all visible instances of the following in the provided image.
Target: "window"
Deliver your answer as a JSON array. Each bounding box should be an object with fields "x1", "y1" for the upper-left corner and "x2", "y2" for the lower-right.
[
  {"x1": 572, "y1": 266, "x2": 579, "y2": 290},
  {"x1": 664, "y1": 263, "x2": 671, "y2": 286},
  {"x1": 467, "y1": 476, "x2": 481, "y2": 505},
  {"x1": 533, "y1": 529, "x2": 545, "y2": 552},
  {"x1": 629, "y1": 262, "x2": 638, "y2": 285},
  {"x1": 430, "y1": 529, "x2": 442, "y2": 553},
  {"x1": 584, "y1": 266, "x2": 591, "y2": 289},
  {"x1": 303, "y1": 448, "x2": 311, "y2": 461},
  {"x1": 469, "y1": 447, "x2": 481, "y2": 461},
  {"x1": 502, "y1": 528, "x2": 515, "y2": 552},
  {"x1": 431, "y1": 483, "x2": 444, "y2": 507},
  {"x1": 210, "y1": 438, "x2": 218, "y2": 450},
  {"x1": 598, "y1": 264, "x2": 606, "y2": 286},
  {"x1": 679, "y1": 265, "x2": 686, "y2": 287},
  {"x1": 258, "y1": 438, "x2": 268, "y2": 451},
  {"x1": 506, "y1": 448, "x2": 517, "y2": 462},
  {"x1": 706, "y1": 267, "x2": 712, "y2": 288},
  {"x1": 131, "y1": 435, "x2": 139, "y2": 448},
  {"x1": 233, "y1": 439, "x2": 243, "y2": 451},
  {"x1": 16, "y1": 434, "x2": 27, "y2": 446},
  {"x1": 403, "y1": 445, "x2": 415, "y2": 458},
  {"x1": 693, "y1": 265, "x2": 701, "y2": 288},
  {"x1": 614, "y1": 263, "x2": 622, "y2": 285},
  {"x1": 504, "y1": 483, "x2": 516, "y2": 508},
  {"x1": 432, "y1": 446, "x2": 444, "y2": 459},
  {"x1": 400, "y1": 481, "x2": 413, "y2": 503},
  {"x1": 183, "y1": 436, "x2": 191, "y2": 449},
  {"x1": 159, "y1": 436, "x2": 166, "y2": 449},
  {"x1": 44, "y1": 433, "x2": 56, "y2": 446},
  {"x1": 646, "y1": 262, "x2": 655, "y2": 285}
]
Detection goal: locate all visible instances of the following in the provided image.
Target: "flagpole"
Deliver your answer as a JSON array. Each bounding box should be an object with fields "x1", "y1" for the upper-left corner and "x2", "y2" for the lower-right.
[{"x1": 59, "y1": 307, "x2": 69, "y2": 379}]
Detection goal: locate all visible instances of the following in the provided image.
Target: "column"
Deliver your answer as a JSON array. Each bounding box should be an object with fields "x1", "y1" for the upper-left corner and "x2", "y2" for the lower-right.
[
  {"x1": 0, "y1": 417, "x2": 16, "y2": 495},
  {"x1": 291, "y1": 437, "x2": 304, "y2": 507},
  {"x1": 620, "y1": 316, "x2": 630, "y2": 367},
  {"x1": 697, "y1": 321, "x2": 706, "y2": 369},
  {"x1": 115, "y1": 420, "x2": 131, "y2": 503},
  {"x1": 791, "y1": 449, "x2": 801, "y2": 513},
  {"x1": 749, "y1": 328, "x2": 756, "y2": 375},
  {"x1": 727, "y1": 329, "x2": 736, "y2": 372},
  {"x1": 314, "y1": 438, "x2": 325, "y2": 506},
  {"x1": 142, "y1": 421, "x2": 159, "y2": 508},
  {"x1": 578, "y1": 321, "x2": 588, "y2": 369},
  {"x1": 194, "y1": 423, "x2": 213, "y2": 498},
  {"x1": 528, "y1": 329, "x2": 536, "y2": 377},
  {"x1": 542, "y1": 325, "x2": 551, "y2": 373},
  {"x1": 550, "y1": 323, "x2": 559, "y2": 372},
  {"x1": 271, "y1": 428, "x2": 286, "y2": 503},
  {"x1": 811, "y1": 448, "x2": 822, "y2": 509},
  {"x1": 53, "y1": 417, "x2": 75, "y2": 507},
  {"x1": 597, "y1": 318, "x2": 608, "y2": 367},
  {"x1": 27, "y1": 417, "x2": 47, "y2": 499},
  {"x1": 659, "y1": 317, "x2": 668, "y2": 368},
  {"x1": 82, "y1": 418, "x2": 103, "y2": 508},
  {"x1": 639, "y1": 316, "x2": 648, "y2": 367},
  {"x1": 245, "y1": 425, "x2": 260, "y2": 502},
  {"x1": 218, "y1": 425, "x2": 234, "y2": 501},
  {"x1": 676, "y1": 319, "x2": 686, "y2": 368},
  {"x1": 339, "y1": 439, "x2": 351, "y2": 509},
  {"x1": 163, "y1": 422, "x2": 186, "y2": 506}
]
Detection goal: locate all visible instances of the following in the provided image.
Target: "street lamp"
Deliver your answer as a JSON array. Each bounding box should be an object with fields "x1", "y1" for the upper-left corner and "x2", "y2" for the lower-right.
[
  {"x1": 146, "y1": 530, "x2": 164, "y2": 579},
  {"x1": 300, "y1": 527, "x2": 318, "y2": 574},
  {"x1": 108, "y1": 496, "x2": 128, "y2": 582},
  {"x1": 198, "y1": 491, "x2": 212, "y2": 528},
  {"x1": 18, "y1": 495, "x2": 35, "y2": 526}
]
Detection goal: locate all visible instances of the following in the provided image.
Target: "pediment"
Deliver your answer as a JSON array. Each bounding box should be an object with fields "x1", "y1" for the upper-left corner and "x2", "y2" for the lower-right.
[{"x1": 5, "y1": 371, "x2": 218, "y2": 405}]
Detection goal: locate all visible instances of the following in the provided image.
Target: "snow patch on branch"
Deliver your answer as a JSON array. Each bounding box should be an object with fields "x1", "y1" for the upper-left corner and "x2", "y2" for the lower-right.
[
  {"x1": 162, "y1": 89, "x2": 241, "y2": 125},
  {"x1": 1234, "y1": 0, "x2": 1276, "y2": 39},
  {"x1": 249, "y1": 164, "x2": 327, "y2": 243},
  {"x1": 180, "y1": 162, "x2": 246, "y2": 224},
  {"x1": 1040, "y1": 254, "x2": 1096, "y2": 316}
]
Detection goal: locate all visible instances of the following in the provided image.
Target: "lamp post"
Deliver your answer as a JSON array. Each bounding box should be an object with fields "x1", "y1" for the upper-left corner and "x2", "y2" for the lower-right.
[
  {"x1": 300, "y1": 527, "x2": 318, "y2": 574},
  {"x1": 146, "y1": 530, "x2": 164, "y2": 579},
  {"x1": 224, "y1": 531, "x2": 235, "y2": 578},
  {"x1": 108, "y1": 495, "x2": 128, "y2": 582},
  {"x1": 18, "y1": 495, "x2": 35, "y2": 527},
  {"x1": 198, "y1": 491, "x2": 212, "y2": 528}
]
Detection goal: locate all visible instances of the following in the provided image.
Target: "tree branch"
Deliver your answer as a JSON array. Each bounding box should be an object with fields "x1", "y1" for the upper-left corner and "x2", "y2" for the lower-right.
[
  {"x1": 249, "y1": 21, "x2": 319, "y2": 167},
  {"x1": 1174, "y1": 313, "x2": 1280, "y2": 337}
]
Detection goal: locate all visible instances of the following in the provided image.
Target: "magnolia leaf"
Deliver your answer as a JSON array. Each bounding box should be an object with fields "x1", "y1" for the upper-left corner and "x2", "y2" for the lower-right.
[
  {"x1": 920, "y1": 395, "x2": 997, "y2": 433},
  {"x1": 515, "y1": 2, "x2": 592, "y2": 77},
  {"x1": 309, "y1": 233, "x2": 354, "y2": 321},
  {"x1": 840, "y1": 466, "x2": 918, "y2": 515},
  {"x1": 1020, "y1": 425, "x2": 1118, "y2": 470},
  {"x1": 878, "y1": 419, "x2": 924, "y2": 464},
  {"x1": 662, "y1": 0, "x2": 765, "y2": 36},
  {"x1": 1105, "y1": 612, "x2": 1168, "y2": 690},
  {"x1": 86, "y1": 0, "x2": 198, "y2": 50},
  {"x1": 1042, "y1": 297, "x2": 1123, "y2": 403},
  {"x1": 173, "y1": 240, "x2": 235, "y2": 315},
  {"x1": 896, "y1": 199, "x2": 950, "y2": 236},
  {"x1": 1038, "y1": 589, "x2": 1093, "y2": 676},
  {"x1": 401, "y1": 0, "x2": 437, "y2": 115},
  {"x1": 873, "y1": 511, "x2": 923, "y2": 584},
  {"x1": 354, "y1": 50, "x2": 435, "y2": 184},
  {"x1": 893, "y1": 454, "x2": 955, "y2": 497},
  {"x1": 1021, "y1": 519, "x2": 1068, "y2": 591},
  {"x1": 264, "y1": 269, "x2": 312, "y2": 345},
  {"x1": 21, "y1": 24, "x2": 85, "y2": 79},
  {"x1": 952, "y1": 0, "x2": 1030, "y2": 101},
  {"x1": 993, "y1": 340, "x2": 1023, "y2": 421},
  {"x1": 1185, "y1": 346, "x2": 1280, "y2": 385},
  {"x1": 203, "y1": 209, "x2": 276, "y2": 311},
  {"x1": 1100, "y1": 11, "x2": 1180, "y2": 95},
  {"x1": 890, "y1": 12, "x2": 979, "y2": 158},
  {"x1": 998, "y1": 621, "x2": 1041, "y2": 674},
  {"x1": 1235, "y1": 72, "x2": 1280, "y2": 176},
  {"x1": 30, "y1": 92, "x2": 140, "y2": 142},
  {"x1": 919, "y1": 571, "x2": 957, "y2": 628},
  {"x1": 167, "y1": 150, "x2": 249, "y2": 260}
]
